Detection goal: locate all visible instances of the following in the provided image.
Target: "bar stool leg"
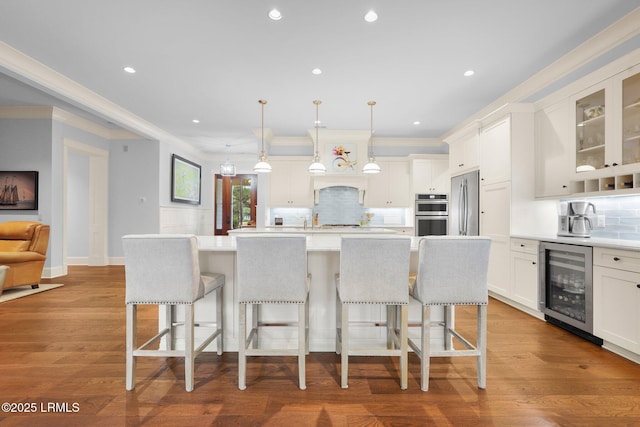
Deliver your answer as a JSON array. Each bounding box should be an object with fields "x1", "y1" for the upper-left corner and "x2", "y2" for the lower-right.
[
  {"x1": 421, "y1": 305, "x2": 431, "y2": 391},
  {"x1": 341, "y1": 303, "x2": 349, "y2": 389},
  {"x1": 184, "y1": 304, "x2": 195, "y2": 392},
  {"x1": 238, "y1": 303, "x2": 247, "y2": 390},
  {"x1": 399, "y1": 304, "x2": 408, "y2": 390},
  {"x1": 298, "y1": 303, "x2": 306, "y2": 390},
  {"x1": 125, "y1": 304, "x2": 137, "y2": 391},
  {"x1": 478, "y1": 305, "x2": 487, "y2": 389},
  {"x1": 216, "y1": 287, "x2": 224, "y2": 355}
]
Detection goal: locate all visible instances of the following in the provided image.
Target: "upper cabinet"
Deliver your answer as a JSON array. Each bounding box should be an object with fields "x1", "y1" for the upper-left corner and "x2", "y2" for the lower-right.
[
  {"x1": 479, "y1": 116, "x2": 511, "y2": 185},
  {"x1": 411, "y1": 156, "x2": 449, "y2": 194},
  {"x1": 534, "y1": 99, "x2": 571, "y2": 198},
  {"x1": 364, "y1": 159, "x2": 410, "y2": 207},
  {"x1": 446, "y1": 127, "x2": 479, "y2": 176},
  {"x1": 621, "y1": 67, "x2": 640, "y2": 167},
  {"x1": 269, "y1": 159, "x2": 314, "y2": 207},
  {"x1": 572, "y1": 82, "x2": 614, "y2": 173},
  {"x1": 569, "y1": 64, "x2": 640, "y2": 195}
]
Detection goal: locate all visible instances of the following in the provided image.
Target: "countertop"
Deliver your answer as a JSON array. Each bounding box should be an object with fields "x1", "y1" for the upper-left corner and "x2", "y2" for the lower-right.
[
  {"x1": 197, "y1": 234, "x2": 421, "y2": 252},
  {"x1": 512, "y1": 234, "x2": 640, "y2": 252},
  {"x1": 228, "y1": 226, "x2": 398, "y2": 235}
]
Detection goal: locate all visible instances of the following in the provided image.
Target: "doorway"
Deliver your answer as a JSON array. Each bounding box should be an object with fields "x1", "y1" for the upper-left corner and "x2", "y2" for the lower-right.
[{"x1": 214, "y1": 174, "x2": 257, "y2": 235}]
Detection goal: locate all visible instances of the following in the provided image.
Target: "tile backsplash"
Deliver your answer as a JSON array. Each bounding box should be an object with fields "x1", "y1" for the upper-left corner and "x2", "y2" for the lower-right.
[
  {"x1": 574, "y1": 195, "x2": 640, "y2": 240},
  {"x1": 270, "y1": 186, "x2": 407, "y2": 227}
]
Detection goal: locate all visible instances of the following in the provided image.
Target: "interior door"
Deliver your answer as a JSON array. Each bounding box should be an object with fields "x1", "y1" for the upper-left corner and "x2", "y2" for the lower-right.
[{"x1": 215, "y1": 174, "x2": 257, "y2": 235}]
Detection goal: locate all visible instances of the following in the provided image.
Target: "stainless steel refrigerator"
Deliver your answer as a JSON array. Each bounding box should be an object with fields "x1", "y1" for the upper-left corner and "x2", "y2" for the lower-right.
[{"x1": 449, "y1": 170, "x2": 479, "y2": 236}]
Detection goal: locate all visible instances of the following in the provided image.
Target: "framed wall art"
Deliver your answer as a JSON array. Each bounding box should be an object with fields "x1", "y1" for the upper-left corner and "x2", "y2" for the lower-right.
[
  {"x1": 0, "y1": 171, "x2": 39, "y2": 210},
  {"x1": 171, "y1": 154, "x2": 201, "y2": 205}
]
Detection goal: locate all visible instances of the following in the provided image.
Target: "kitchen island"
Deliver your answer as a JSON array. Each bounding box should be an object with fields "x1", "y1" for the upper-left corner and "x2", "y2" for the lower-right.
[{"x1": 165, "y1": 232, "x2": 447, "y2": 353}]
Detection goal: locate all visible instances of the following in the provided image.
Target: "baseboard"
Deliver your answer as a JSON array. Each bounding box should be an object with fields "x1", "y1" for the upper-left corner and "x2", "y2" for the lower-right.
[
  {"x1": 43, "y1": 264, "x2": 67, "y2": 279},
  {"x1": 488, "y1": 292, "x2": 544, "y2": 320}
]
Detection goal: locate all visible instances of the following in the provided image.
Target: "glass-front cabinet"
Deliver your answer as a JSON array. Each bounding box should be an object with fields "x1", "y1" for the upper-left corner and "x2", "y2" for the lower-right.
[
  {"x1": 575, "y1": 88, "x2": 608, "y2": 172},
  {"x1": 570, "y1": 65, "x2": 640, "y2": 195},
  {"x1": 622, "y1": 70, "x2": 640, "y2": 166}
]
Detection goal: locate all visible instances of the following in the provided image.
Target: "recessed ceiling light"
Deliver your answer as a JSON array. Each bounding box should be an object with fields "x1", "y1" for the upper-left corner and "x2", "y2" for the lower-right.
[
  {"x1": 268, "y1": 9, "x2": 282, "y2": 20},
  {"x1": 364, "y1": 10, "x2": 378, "y2": 22},
  {"x1": 312, "y1": 68, "x2": 322, "y2": 75},
  {"x1": 464, "y1": 70, "x2": 475, "y2": 77},
  {"x1": 413, "y1": 121, "x2": 421, "y2": 125},
  {"x1": 192, "y1": 119, "x2": 200, "y2": 124},
  {"x1": 123, "y1": 66, "x2": 136, "y2": 74}
]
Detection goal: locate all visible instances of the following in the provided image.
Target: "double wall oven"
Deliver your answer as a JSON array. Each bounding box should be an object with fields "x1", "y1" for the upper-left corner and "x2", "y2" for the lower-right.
[{"x1": 415, "y1": 194, "x2": 448, "y2": 236}]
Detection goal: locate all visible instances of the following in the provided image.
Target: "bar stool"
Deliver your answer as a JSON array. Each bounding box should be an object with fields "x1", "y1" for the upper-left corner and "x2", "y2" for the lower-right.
[
  {"x1": 408, "y1": 236, "x2": 491, "y2": 391},
  {"x1": 235, "y1": 235, "x2": 310, "y2": 390},
  {"x1": 335, "y1": 236, "x2": 411, "y2": 389},
  {"x1": 122, "y1": 234, "x2": 224, "y2": 392}
]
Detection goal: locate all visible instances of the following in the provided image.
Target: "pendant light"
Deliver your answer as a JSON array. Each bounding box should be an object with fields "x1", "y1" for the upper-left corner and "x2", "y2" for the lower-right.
[
  {"x1": 253, "y1": 99, "x2": 272, "y2": 173},
  {"x1": 220, "y1": 144, "x2": 236, "y2": 176},
  {"x1": 363, "y1": 101, "x2": 381, "y2": 174},
  {"x1": 308, "y1": 100, "x2": 326, "y2": 174}
]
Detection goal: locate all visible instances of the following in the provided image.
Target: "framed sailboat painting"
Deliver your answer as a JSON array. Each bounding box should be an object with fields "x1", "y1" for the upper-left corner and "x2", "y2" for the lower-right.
[{"x1": 0, "y1": 171, "x2": 38, "y2": 210}]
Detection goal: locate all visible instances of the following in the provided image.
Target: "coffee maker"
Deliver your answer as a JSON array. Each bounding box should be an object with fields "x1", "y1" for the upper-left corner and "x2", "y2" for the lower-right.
[{"x1": 558, "y1": 201, "x2": 596, "y2": 237}]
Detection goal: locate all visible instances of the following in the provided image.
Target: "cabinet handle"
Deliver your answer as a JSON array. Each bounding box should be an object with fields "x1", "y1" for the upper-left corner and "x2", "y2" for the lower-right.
[
  {"x1": 562, "y1": 185, "x2": 567, "y2": 188},
  {"x1": 532, "y1": 261, "x2": 536, "y2": 265},
  {"x1": 613, "y1": 257, "x2": 621, "y2": 261},
  {"x1": 604, "y1": 164, "x2": 610, "y2": 168},
  {"x1": 612, "y1": 162, "x2": 619, "y2": 167},
  {"x1": 520, "y1": 244, "x2": 525, "y2": 247},
  {"x1": 637, "y1": 284, "x2": 640, "y2": 289},
  {"x1": 458, "y1": 163, "x2": 464, "y2": 167}
]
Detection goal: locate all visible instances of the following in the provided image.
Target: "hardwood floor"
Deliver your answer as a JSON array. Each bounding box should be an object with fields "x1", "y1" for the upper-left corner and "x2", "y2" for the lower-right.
[{"x1": 1, "y1": 266, "x2": 639, "y2": 426}]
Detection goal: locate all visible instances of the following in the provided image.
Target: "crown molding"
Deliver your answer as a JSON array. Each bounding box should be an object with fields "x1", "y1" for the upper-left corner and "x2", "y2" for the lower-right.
[
  {"x1": 0, "y1": 41, "x2": 189, "y2": 148},
  {"x1": 0, "y1": 105, "x2": 143, "y2": 140}
]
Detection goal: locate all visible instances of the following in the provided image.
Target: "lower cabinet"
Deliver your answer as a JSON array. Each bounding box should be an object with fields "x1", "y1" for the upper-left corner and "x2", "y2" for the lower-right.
[
  {"x1": 509, "y1": 239, "x2": 539, "y2": 311},
  {"x1": 593, "y1": 247, "x2": 640, "y2": 355}
]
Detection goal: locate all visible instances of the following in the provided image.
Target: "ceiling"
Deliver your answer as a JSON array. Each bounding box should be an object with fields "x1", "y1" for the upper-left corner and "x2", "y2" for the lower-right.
[{"x1": 1, "y1": 1, "x2": 640, "y2": 156}]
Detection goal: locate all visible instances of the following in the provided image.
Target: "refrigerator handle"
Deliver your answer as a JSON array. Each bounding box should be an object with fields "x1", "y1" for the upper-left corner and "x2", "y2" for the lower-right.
[
  {"x1": 458, "y1": 179, "x2": 464, "y2": 235},
  {"x1": 462, "y1": 179, "x2": 468, "y2": 235}
]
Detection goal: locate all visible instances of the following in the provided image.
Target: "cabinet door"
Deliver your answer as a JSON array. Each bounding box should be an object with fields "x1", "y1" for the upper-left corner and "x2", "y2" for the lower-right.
[
  {"x1": 268, "y1": 160, "x2": 313, "y2": 207},
  {"x1": 412, "y1": 158, "x2": 449, "y2": 194},
  {"x1": 510, "y1": 250, "x2": 539, "y2": 310},
  {"x1": 480, "y1": 181, "x2": 511, "y2": 295},
  {"x1": 480, "y1": 116, "x2": 511, "y2": 185},
  {"x1": 365, "y1": 160, "x2": 410, "y2": 207},
  {"x1": 448, "y1": 131, "x2": 479, "y2": 175},
  {"x1": 593, "y1": 266, "x2": 640, "y2": 354},
  {"x1": 572, "y1": 81, "x2": 616, "y2": 173},
  {"x1": 619, "y1": 65, "x2": 640, "y2": 167},
  {"x1": 535, "y1": 100, "x2": 571, "y2": 197},
  {"x1": 430, "y1": 159, "x2": 450, "y2": 193}
]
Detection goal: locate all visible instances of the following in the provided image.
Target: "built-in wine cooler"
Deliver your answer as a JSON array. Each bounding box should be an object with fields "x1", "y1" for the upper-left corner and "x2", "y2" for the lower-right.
[{"x1": 539, "y1": 241, "x2": 603, "y2": 345}]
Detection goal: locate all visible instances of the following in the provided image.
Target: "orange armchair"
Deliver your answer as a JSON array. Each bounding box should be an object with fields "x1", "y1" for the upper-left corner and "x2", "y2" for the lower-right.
[{"x1": 0, "y1": 221, "x2": 50, "y2": 294}]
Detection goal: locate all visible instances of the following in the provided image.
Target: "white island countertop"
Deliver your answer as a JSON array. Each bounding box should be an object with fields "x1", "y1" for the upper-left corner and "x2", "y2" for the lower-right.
[
  {"x1": 198, "y1": 234, "x2": 422, "y2": 252},
  {"x1": 228, "y1": 226, "x2": 398, "y2": 235}
]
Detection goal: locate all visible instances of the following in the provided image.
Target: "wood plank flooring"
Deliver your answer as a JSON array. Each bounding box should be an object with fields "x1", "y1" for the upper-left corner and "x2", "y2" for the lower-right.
[{"x1": 1, "y1": 265, "x2": 640, "y2": 426}]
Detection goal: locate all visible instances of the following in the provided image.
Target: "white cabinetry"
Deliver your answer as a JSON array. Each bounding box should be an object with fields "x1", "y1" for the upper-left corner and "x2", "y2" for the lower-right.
[
  {"x1": 269, "y1": 159, "x2": 313, "y2": 207},
  {"x1": 446, "y1": 127, "x2": 479, "y2": 175},
  {"x1": 593, "y1": 247, "x2": 640, "y2": 357},
  {"x1": 480, "y1": 117, "x2": 511, "y2": 185},
  {"x1": 411, "y1": 156, "x2": 449, "y2": 194},
  {"x1": 509, "y1": 239, "x2": 539, "y2": 311},
  {"x1": 534, "y1": 99, "x2": 571, "y2": 197},
  {"x1": 478, "y1": 106, "x2": 535, "y2": 305},
  {"x1": 481, "y1": 181, "x2": 511, "y2": 296},
  {"x1": 364, "y1": 159, "x2": 410, "y2": 207}
]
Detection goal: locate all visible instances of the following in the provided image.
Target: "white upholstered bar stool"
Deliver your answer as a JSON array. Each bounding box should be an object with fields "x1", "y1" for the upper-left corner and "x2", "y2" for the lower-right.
[
  {"x1": 122, "y1": 234, "x2": 224, "y2": 392},
  {"x1": 335, "y1": 236, "x2": 411, "y2": 389},
  {"x1": 408, "y1": 236, "x2": 491, "y2": 391},
  {"x1": 235, "y1": 235, "x2": 310, "y2": 390}
]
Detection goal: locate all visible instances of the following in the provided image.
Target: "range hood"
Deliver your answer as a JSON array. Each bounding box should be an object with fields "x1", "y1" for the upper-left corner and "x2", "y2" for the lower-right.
[{"x1": 312, "y1": 175, "x2": 368, "y2": 204}]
